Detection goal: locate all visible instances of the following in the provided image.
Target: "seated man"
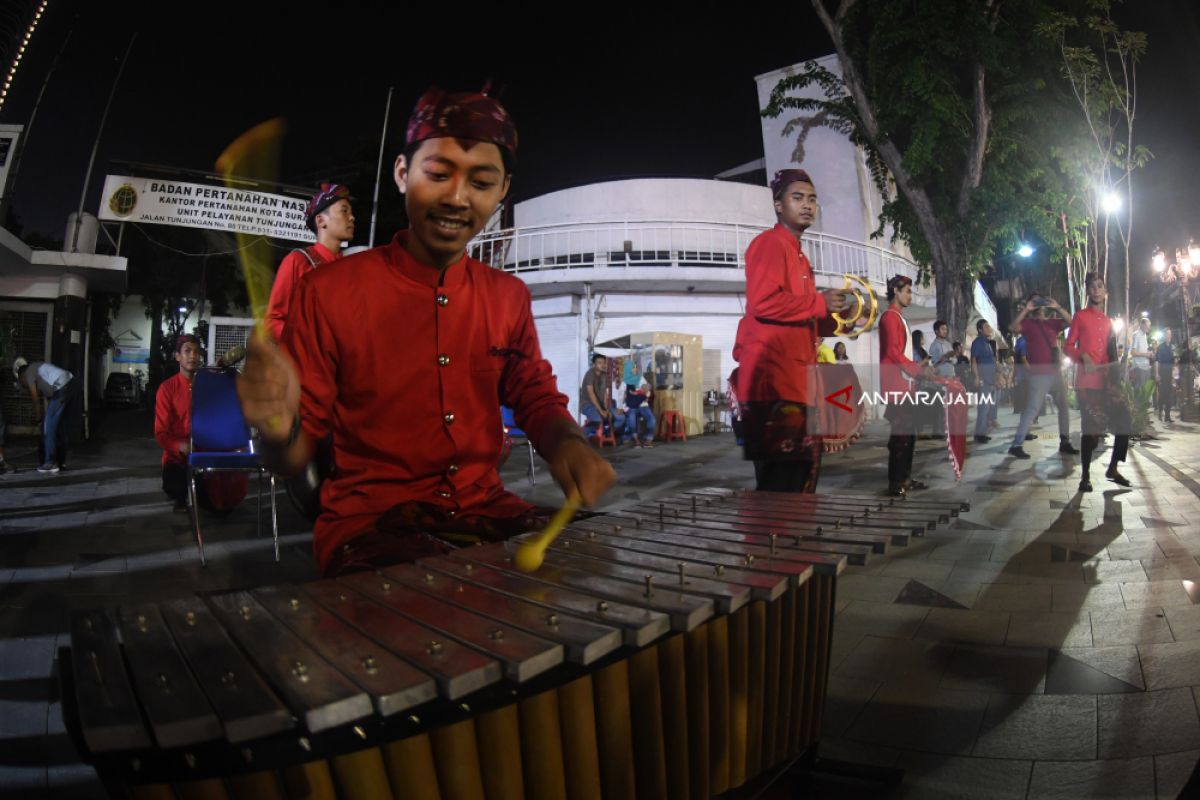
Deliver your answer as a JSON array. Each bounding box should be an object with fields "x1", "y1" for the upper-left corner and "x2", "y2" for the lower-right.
[
  {"x1": 580, "y1": 353, "x2": 625, "y2": 441},
  {"x1": 622, "y1": 361, "x2": 656, "y2": 448},
  {"x1": 155, "y1": 335, "x2": 247, "y2": 512},
  {"x1": 238, "y1": 87, "x2": 615, "y2": 576}
]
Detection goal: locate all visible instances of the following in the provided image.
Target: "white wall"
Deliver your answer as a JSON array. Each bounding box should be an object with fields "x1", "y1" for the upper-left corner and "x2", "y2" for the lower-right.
[{"x1": 515, "y1": 179, "x2": 775, "y2": 228}]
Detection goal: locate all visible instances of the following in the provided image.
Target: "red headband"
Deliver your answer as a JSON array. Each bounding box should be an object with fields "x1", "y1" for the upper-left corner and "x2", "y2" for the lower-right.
[
  {"x1": 770, "y1": 168, "x2": 814, "y2": 198},
  {"x1": 405, "y1": 86, "x2": 518, "y2": 158},
  {"x1": 305, "y1": 183, "x2": 351, "y2": 233}
]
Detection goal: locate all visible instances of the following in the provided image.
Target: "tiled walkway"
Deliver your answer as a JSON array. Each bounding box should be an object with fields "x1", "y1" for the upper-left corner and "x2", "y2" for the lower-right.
[{"x1": 1, "y1": 405, "x2": 1198, "y2": 798}]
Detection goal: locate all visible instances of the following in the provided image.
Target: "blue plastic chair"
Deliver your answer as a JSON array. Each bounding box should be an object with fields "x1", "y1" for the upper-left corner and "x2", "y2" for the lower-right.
[
  {"x1": 188, "y1": 368, "x2": 278, "y2": 565},
  {"x1": 501, "y1": 406, "x2": 536, "y2": 485}
]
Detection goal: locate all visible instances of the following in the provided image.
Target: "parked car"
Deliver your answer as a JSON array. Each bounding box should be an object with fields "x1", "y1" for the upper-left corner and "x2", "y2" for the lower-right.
[{"x1": 103, "y1": 372, "x2": 140, "y2": 407}]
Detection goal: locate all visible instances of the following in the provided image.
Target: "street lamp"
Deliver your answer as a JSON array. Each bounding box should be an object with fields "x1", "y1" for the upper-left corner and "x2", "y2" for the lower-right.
[
  {"x1": 1017, "y1": 243, "x2": 1035, "y2": 258},
  {"x1": 1101, "y1": 191, "x2": 1122, "y2": 215}
]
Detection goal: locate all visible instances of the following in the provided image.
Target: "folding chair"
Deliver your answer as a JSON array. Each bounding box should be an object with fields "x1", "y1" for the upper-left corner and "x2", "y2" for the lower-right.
[
  {"x1": 501, "y1": 406, "x2": 536, "y2": 484},
  {"x1": 188, "y1": 368, "x2": 279, "y2": 565}
]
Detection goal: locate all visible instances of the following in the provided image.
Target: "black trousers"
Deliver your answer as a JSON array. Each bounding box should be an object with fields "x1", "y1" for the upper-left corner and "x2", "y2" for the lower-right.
[
  {"x1": 162, "y1": 462, "x2": 214, "y2": 507},
  {"x1": 886, "y1": 404, "x2": 916, "y2": 488},
  {"x1": 753, "y1": 457, "x2": 821, "y2": 493},
  {"x1": 1157, "y1": 363, "x2": 1174, "y2": 415},
  {"x1": 1081, "y1": 433, "x2": 1128, "y2": 474}
]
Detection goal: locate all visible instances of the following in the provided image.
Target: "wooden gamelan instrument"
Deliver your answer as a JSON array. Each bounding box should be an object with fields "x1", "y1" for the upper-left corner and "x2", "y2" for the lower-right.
[{"x1": 61, "y1": 488, "x2": 967, "y2": 800}]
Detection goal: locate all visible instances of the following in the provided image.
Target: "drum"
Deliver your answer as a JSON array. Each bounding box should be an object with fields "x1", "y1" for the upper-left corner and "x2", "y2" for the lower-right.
[{"x1": 61, "y1": 488, "x2": 966, "y2": 799}]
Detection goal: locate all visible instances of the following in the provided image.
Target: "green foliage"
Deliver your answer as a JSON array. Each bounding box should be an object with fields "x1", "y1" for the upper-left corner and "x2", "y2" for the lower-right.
[
  {"x1": 763, "y1": 0, "x2": 1069, "y2": 288},
  {"x1": 1117, "y1": 376, "x2": 1156, "y2": 436}
]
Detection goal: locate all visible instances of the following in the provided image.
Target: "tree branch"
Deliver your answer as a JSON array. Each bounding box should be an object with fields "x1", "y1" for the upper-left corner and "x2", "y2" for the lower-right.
[
  {"x1": 810, "y1": 0, "x2": 945, "y2": 243},
  {"x1": 957, "y1": 62, "x2": 991, "y2": 218}
]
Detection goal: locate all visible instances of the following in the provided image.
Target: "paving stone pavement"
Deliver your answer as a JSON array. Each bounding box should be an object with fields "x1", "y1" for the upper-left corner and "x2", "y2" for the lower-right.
[{"x1": 2, "y1": 404, "x2": 1199, "y2": 798}]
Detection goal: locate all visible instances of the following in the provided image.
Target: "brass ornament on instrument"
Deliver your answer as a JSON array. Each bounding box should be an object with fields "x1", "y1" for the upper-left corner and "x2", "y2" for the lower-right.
[{"x1": 830, "y1": 273, "x2": 881, "y2": 339}]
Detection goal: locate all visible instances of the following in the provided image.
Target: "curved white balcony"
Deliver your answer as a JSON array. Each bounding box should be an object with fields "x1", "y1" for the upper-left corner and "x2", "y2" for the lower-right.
[{"x1": 469, "y1": 220, "x2": 931, "y2": 304}]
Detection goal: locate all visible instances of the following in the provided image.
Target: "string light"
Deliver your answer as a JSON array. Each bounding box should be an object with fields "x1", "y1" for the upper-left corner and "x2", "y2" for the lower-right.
[{"x1": 0, "y1": 1, "x2": 50, "y2": 113}]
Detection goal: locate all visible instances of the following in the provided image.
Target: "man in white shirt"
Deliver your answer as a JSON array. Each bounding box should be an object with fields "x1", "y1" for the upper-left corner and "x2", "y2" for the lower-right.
[
  {"x1": 14, "y1": 357, "x2": 79, "y2": 473},
  {"x1": 1130, "y1": 317, "x2": 1153, "y2": 389}
]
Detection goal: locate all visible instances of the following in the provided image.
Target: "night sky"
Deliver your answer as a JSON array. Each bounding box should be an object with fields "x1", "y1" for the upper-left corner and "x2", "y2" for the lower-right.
[{"x1": 2, "y1": 0, "x2": 1199, "y2": 293}]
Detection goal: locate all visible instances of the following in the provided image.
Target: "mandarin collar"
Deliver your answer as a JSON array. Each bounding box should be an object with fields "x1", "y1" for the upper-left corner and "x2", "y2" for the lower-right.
[{"x1": 387, "y1": 231, "x2": 471, "y2": 289}]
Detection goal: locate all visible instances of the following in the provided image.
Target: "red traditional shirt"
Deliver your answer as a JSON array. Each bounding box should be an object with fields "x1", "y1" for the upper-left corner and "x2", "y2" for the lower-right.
[
  {"x1": 879, "y1": 307, "x2": 923, "y2": 396},
  {"x1": 1062, "y1": 306, "x2": 1111, "y2": 390},
  {"x1": 265, "y1": 242, "x2": 341, "y2": 341},
  {"x1": 154, "y1": 372, "x2": 192, "y2": 465},
  {"x1": 733, "y1": 224, "x2": 836, "y2": 404},
  {"x1": 283, "y1": 232, "x2": 575, "y2": 571}
]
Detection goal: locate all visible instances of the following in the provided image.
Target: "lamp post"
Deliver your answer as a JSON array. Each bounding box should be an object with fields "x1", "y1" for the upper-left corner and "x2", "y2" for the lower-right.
[{"x1": 1153, "y1": 245, "x2": 1198, "y2": 421}]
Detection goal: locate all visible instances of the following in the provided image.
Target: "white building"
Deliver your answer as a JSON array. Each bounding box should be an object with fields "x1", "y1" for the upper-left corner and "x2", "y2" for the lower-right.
[{"x1": 468, "y1": 56, "x2": 997, "y2": 425}]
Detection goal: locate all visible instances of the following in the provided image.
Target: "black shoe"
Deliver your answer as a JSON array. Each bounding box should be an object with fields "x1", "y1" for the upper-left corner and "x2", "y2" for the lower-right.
[
  {"x1": 907, "y1": 479, "x2": 928, "y2": 491},
  {"x1": 974, "y1": 435, "x2": 990, "y2": 443},
  {"x1": 1008, "y1": 446, "x2": 1031, "y2": 459},
  {"x1": 1059, "y1": 438, "x2": 1079, "y2": 454},
  {"x1": 1106, "y1": 468, "x2": 1131, "y2": 487},
  {"x1": 1166, "y1": 416, "x2": 1174, "y2": 423},
  {"x1": 1079, "y1": 477, "x2": 1093, "y2": 492},
  {"x1": 886, "y1": 485, "x2": 907, "y2": 497},
  {"x1": 1025, "y1": 433, "x2": 1037, "y2": 440}
]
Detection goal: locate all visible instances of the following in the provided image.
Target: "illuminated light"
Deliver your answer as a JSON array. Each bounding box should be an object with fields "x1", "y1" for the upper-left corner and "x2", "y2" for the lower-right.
[
  {"x1": 1062, "y1": 356, "x2": 1072, "y2": 367},
  {"x1": 1153, "y1": 251, "x2": 1168, "y2": 272},
  {"x1": 1190, "y1": 244, "x2": 1200, "y2": 266},
  {"x1": 1112, "y1": 317, "x2": 1125, "y2": 334},
  {"x1": 1101, "y1": 191, "x2": 1122, "y2": 214},
  {"x1": 1017, "y1": 244, "x2": 1034, "y2": 258},
  {"x1": 177, "y1": 306, "x2": 187, "y2": 313}
]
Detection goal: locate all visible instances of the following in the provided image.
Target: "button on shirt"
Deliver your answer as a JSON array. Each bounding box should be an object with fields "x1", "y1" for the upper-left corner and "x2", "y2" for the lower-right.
[{"x1": 283, "y1": 232, "x2": 574, "y2": 572}]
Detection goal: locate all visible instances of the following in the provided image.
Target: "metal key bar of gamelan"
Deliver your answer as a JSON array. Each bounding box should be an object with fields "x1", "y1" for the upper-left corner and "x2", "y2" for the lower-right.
[
  {"x1": 698, "y1": 490, "x2": 958, "y2": 525},
  {"x1": 422, "y1": 554, "x2": 671, "y2": 648},
  {"x1": 691, "y1": 486, "x2": 969, "y2": 515},
  {"x1": 557, "y1": 523, "x2": 836, "y2": 586},
  {"x1": 460, "y1": 544, "x2": 715, "y2": 631},
  {"x1": 639, "y1": 496, "x2": 931, "y2": 537},
  {"x1": 619, "y1": 504, "x2": 891, "y2": 555},
  {"x1": 67, "y1": 609, "x2": 154, "y2": 754},
  {"x1": 339, "y1": 570, "x2": 564, "y2": 683},
  {"x1": 159, "y1": 597, "x2": 294, "y2": 744},
  {"x1": 571, "y1": 515, "x2": 854, "y2": 578},
  {"x1": 580, "y1": 508, "x2": 899, "y2": 556},
  {"x1": 251, "y1": 584, "x2": 437, "y2": 717},
  {"x1": 537, "y1": 527, "x2": 830, "y2": 589},
  {"x1": 380, "y1": 563, "x2": 623, "y2": 666},
  {"x1": 116, "y1": 605, "x2": 222, "y2": 749},
  {"x1": 653, "y1": 498, "x2": 921, "y2": 544},
  {"x1": 206, "y1": 592, "x2": 374, "y2": 734},
  {"x1": 570, "y1": 517, "x2": 872, "y2": 578},
  {"x1": 681, "y1": 491, "x2": 945, "y2": 529},
  {"x1": 511, "y1": 531, "x2": 775, "y2": 610},
  {"x1": 300, "y1": 579, "x2": 500, "y2": 701}
]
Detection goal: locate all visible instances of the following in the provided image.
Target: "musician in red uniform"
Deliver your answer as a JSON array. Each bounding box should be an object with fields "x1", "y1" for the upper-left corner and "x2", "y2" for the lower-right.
[
  {"x1": 1062, "y1": 272, "x2": 1131, "y2": 492},
  {"x1": 733, "y1": 168, "x2": 847, "y2": 492},
  {"x1": 878, "y1": 276, "x2": 933, "y2": 495},
  {"x1": 155, "y1": 335, "x2": 247, "y2": 513},
  {"x1": 264, "y1": 184, "x2": 356, "y2": 342},
  {"x1": 238, "y1": 87, "x2": 616, "y2": 575}
]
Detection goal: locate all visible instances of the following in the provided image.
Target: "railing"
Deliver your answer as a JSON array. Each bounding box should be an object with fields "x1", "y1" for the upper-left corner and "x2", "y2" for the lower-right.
[{"x1": 469, "y1": 220, "x2": 922, "y2": 289}]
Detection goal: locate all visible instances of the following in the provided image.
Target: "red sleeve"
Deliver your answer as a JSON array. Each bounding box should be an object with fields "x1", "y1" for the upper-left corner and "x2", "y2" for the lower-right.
[
  {"x1": 154, "y1": 377, "x2": 187, "y2": 459},
  {"x1": 881, "y1": 311, "x2": 923, "y2": 377},
  {"x1": 497, "y1": 281, "x2": 576, "y2": 453},
  {"x1": 266, "y1": 252, "x2": 306, "y2": 342},
  {"x1": 284, "y1": 271, "x2": 338, "y2": 442},
  {"x1": 745, "y1": 235, "x2": 830, "y2": 323},
  {"x1": 1062, "y1": 312, "x2": 1084, "y2": 361}
]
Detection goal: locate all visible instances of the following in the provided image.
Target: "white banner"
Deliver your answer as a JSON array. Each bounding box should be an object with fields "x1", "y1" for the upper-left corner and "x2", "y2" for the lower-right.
[{"x1": 96, "y1": 175, "x2": 314, "y2": 243}]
